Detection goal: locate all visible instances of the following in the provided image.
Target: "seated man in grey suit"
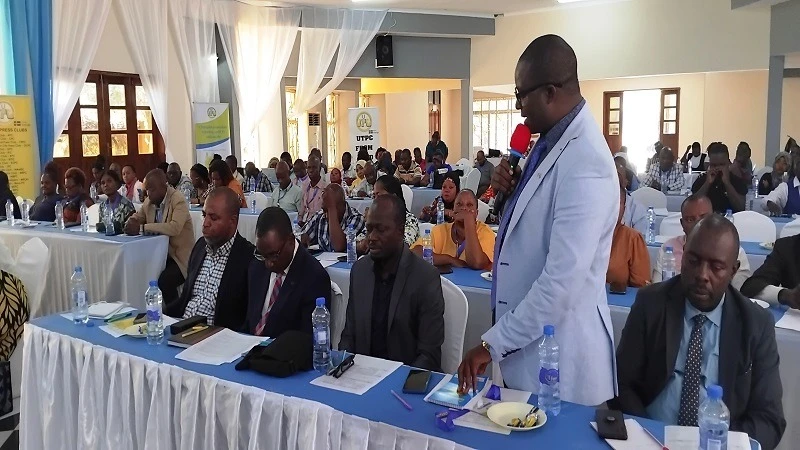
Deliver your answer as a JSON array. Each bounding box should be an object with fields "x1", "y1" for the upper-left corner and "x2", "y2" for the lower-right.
[
  {"x1": 339, "y1": 194, "x2": 445, "y2": 371},
  {"x1": 613, "y1": 214, "x2": 785, "y2": 450}
]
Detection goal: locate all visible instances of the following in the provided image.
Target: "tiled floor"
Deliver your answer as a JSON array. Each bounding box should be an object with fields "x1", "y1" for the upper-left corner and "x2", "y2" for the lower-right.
[{"x1": 0, "y1": 398, "x2": 19, "y2": 450}]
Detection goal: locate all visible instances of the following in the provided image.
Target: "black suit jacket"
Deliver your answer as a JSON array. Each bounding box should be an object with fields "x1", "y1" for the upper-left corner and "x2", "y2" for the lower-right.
[
  {"x1": 612, "y1": 277, "x2": 785, "y2": 450},
  {"x1": 245, "y1": 243, "x2": 331, "y2": 338},
  {"x1": 164, "y1": 233, "x2": 254, "y2": 331},
  {"x1": 740, "y1": 234, "x2": 800, "y2": 298},
  {"x1": 339, "y1": 247, "x2": 445, "y2": 372}
]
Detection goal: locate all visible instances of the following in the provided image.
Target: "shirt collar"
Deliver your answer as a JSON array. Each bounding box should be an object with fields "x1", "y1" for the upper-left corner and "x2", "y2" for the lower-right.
[
  {"x1": 538, "y1": 98, "x2": 585, "y2": 153},
  {"x1": 206, "y1": 233, "x2": 236, "y2": 257},
  {"x1": 685, "y1": 294, "x2": 725, "y2": 328}
]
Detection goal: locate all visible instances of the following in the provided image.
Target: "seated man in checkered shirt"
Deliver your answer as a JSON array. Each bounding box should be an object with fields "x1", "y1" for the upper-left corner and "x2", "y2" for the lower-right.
[
  {"x1": 300, "y1": 183, "x2": 365, "y2": 252},
  {"x1": 643, "y1": 147, "x2": 685, "y2": 192},
  {"x1": 164, "y1": 187, "x2": 254, "y2": 331}
]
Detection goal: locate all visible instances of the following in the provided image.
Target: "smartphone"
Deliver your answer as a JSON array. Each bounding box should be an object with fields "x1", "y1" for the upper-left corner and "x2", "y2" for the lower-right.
[
  {"x1": 437, "y1": 265, "x2": 453, "y2": 275},
  {"x1": 609, "y1": 282, "x2": 627, "y2": 295},
  {"x1": 402, "y1": 369, "x2": 431, "y2": 394},
  {"x1": 594, "y1": 409, "x2": 628, "y2": 440}
]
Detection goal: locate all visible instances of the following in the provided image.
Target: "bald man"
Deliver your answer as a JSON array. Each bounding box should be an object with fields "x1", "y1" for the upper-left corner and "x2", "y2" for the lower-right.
[
  {"x1": 125, "y1": 169, "x2": 195, "y2": 303},
  {"x1": 458, "y1": 35, "x2": 620, "y2": 407},
  {"x1": 300, "y1": 183, "x2": 365, "y2": 252}
]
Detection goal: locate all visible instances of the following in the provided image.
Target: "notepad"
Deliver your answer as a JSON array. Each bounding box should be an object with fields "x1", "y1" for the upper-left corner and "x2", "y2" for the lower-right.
[
  {"x1": 424, "y1": 374, "x2": 488, "y2": 409},
  {"x1": 88, "y1": 302, "x2": 131, "y2": 319}
]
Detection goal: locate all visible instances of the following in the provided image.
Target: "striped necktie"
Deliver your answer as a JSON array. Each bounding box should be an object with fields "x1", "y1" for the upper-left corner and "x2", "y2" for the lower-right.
[{"x1": 255, "y1": 274, "x2": 284, "y2": 336}]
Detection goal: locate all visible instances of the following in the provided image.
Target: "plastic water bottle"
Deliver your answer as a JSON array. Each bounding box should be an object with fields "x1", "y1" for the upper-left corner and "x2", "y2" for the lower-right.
[
  {"x1": 422, "y1": 229, "x2": 434, "y2": 264},
  {"x1": 661, "y1": 246, "x2": 676, "y2": 281},
  {"x1": 537, "y1": 325, "x2": 561, "y2": 416},
  {"x1": 724, "y1": 209, "x2": 734, "y2": 224},
  {"x1": 437, "y1": 199, "x2": 445, "y2": 224},
  {"x1": 145, "y1": 280, "x2": 164, "y2": 345},
  {"x1": 70, "y1": 266, "x2": 89, "y2": 324},
  {"x1": 646, "y1": 206, "x2": 656, "y2": 244},
  {"x1": 89, "y1": 183, "x2": 97, "y2": 201},
  {"x1": 104, "y1": 208, "x2": 115, "y2": 236},
  {"x1": 250, "y1": 199, "x2": 257, "y2": 214},
  {"x1": 55, "y1": 201, "x2": 64, "y2": 229},
  {"x1": 80, "y1": 204, "x2": 88, "y2": 231},
  {"x1": 21, "y1": 202, "x2": 29, "y2": 225},
  {"x1": 292, "y1": 219, "x2": 302, "y2": 240},
  {"x1": 699, "y1": 384, "x2": 730, "y2": 450},
  {"x1": 428, "y1": 172, "x2": 434, "y2": 188},
  {"x1": 752, "y1": 176, "x2": 759, "y2": 198},
  {"x1": 249, "y1": 178, "x2": 256, "y2": 193},
  {"x1": 312, "y1": 297, "x2": 331, "y2": 372},
  {"x1": 346, "y1": 224, "x2": 357, "y2": 264},
  {"x1": 5, "y1": 200, "x2": 14, "y2": 226}
]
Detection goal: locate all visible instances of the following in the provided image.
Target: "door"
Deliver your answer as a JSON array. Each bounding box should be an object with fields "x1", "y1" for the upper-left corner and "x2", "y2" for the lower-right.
[
  {"x1": 52, "y1": 70, "x2": 165, "y2": 181},
  {"x1": 659, "y1": 88, "x2": 680, "y2": 160},
  {"x1": 603, "y1": 91, "x2": 623, "y2": 154}
]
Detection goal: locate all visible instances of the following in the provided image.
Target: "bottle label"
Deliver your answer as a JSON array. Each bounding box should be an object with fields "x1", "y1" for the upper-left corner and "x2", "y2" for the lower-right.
[
  {"x1": 146, "y1": 306, "x2": 161, "y2": 322},
  {"x1": 76, "y1": 291, "x2": 87, "y2": 308},
  {"x1": 316, "y1": 330, "x2": 328, "y2": 345},
  {"x1": 538, "y1": 367, "x2": 559, "y2": 386},
  {"x1": 662, "y1": 270, "x2": 676, "y2": 280}
]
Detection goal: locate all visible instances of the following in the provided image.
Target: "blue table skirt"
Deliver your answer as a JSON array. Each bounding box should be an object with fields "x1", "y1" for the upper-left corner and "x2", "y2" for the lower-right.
[{"x1": 33, "y1": 314, "x2": 684, "y2": 450}]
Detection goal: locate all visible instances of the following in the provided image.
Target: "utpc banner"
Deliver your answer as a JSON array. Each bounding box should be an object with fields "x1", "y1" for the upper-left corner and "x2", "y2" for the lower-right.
[
  {"x1": 0, "y1": 95, "x2": 36, "y2": 199},
  {"x1": 193, "y1": 103, "x2": 232, "y2": 166},
  {"x1": 348, "y1": 107, "x2": 381, "y2": 161}
]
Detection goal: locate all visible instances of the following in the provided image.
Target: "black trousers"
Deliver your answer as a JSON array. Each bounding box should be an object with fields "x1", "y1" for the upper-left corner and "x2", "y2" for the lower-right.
[{"x1": 158, "y1": 256, "x2": 185, "y2": 305}]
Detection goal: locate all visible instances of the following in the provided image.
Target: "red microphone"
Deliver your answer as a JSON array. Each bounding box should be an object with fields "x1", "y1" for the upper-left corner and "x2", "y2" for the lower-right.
[{"x1": 492, "y1": 124, "x2": 532, "y2": 216}]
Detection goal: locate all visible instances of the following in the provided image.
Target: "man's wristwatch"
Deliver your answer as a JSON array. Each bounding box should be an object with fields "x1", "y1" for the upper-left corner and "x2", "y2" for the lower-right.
[{"x1": 481, "y1": 340, "x2": 491, "y2": 353}]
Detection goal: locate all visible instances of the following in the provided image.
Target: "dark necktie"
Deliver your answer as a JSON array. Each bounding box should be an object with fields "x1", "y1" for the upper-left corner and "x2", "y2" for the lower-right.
[{"x1": 678, "y1": 314, "x2": 708, "y2": 426}]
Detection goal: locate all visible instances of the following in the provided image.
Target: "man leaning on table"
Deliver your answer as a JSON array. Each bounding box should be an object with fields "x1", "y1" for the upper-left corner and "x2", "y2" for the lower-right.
[
  {"x1": 653, "y1": 194, "x2": 751, "y2": 289},
  {"x1": 124, "y1": 170, "x2": 195, "y2": 304},
  {"x1": 740, "y1": 233, "x2": 800, "y2": 310},
  {"x1": 164, "y1": 188, "x2": 253, "y2": 330},
  {"x1": 613, "y1": 215, "x2": 785, "y2": 450},
  {"x1": 457, "y1": 35, "x2": 619, "y2": 406},
  {"x1": 246, "y1": 207, "x2": 331, "y2": 338},
  {"x1": 339, "y1": 194, "x2": 445, "y2": 371}
]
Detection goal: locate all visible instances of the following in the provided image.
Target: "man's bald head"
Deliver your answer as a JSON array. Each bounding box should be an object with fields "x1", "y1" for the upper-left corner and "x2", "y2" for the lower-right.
[
  {"x1": 276, "y1": 161, "x2": 291, "y2": 189},
  {"x1": 144, "y1": 169, "x2": 169, "y2": 205},
  {"x1": 144, "y1": 169, "x2": 167, "y2": 185},
  {"x1": 206, "y1": 186, "x2": 241, "y2": 217},
  {"x1": 682, "y1": 214, "x2": 741, "y2": 311},
  {"x1": 518, "y1": 34, "x2": 579, "y2": 95}
]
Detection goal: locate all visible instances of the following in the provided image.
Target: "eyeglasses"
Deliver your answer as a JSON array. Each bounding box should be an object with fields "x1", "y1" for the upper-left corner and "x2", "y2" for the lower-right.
[
  {"x1": 514, "y1": 79, "x2": 568, "y2": 103},
  {"x1": 253, "y1": 244, "x2": 283, "y2": 263}
]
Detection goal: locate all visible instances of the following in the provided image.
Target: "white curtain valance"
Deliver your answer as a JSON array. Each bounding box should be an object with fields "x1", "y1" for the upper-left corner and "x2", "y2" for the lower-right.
[{"x1": 169, "y1": 0, "x2": 220, "y2": 104}]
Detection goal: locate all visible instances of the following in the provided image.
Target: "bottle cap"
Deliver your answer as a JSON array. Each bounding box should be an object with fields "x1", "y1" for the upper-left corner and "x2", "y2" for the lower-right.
[
  {"x1": 149, "y1": 280, "x2": 158, "y2": 287},
  {"x1": 707, "y1": 384, "x2": 723, "y2": 400},
  {"x1": 316, "y1": 297, "x2": 326, "y2": 307},
  {"x1": 543, "y1": 325, "x2": 555, "y2": 336},
  {"x1": 665, "y1": 246, "x2": 673, "y2": 253},
  {"x1": 425, "y1": 229, "x2": 431, "y2": 235},
  {"x1": 74, "y1": 266, "x2": 82, "y2": 272}
]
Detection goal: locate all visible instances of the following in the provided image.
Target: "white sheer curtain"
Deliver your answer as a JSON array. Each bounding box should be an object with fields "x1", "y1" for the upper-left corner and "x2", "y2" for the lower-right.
[
  {"x1": 215, "y1": 3, "x2": 300, "y2": 163},
  {"x1": 51, "y1": 0, "x2": 111, "y2": 140},
  {"x1": 168, "y1": 0, "x2": 219, "y2": 104},
  {"x1": 115, "y1": 0, "x2": 171, "y2": 155},
  {"x1": 293, "y1": 8, "x2": 386, "y2": 114}
]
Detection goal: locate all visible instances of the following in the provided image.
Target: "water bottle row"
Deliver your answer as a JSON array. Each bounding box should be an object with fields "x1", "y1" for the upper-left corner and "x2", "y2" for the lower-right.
[{"x1": 645, "y1": 206, "x2": 733, "y2": 245}]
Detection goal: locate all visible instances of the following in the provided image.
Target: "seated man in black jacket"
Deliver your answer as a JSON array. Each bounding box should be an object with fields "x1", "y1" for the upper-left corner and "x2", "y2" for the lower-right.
[
  {"x1": 741, "y1": 234, "x2": 800, "y2": 309},
  {"x1": 246, "y1": 207, "x2": 331, "y2": 338},
  {"x1": 164, "y1": 187, "x2": 253, "y2": 330},
  {"x1": 613, "y1": 215, "x2": 785, "y2": 450}
]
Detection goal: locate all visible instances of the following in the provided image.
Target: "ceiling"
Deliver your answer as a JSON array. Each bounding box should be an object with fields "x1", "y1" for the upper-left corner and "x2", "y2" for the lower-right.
[{"x1": 249, "y1": 0, "x2": 631, "y2": 16}]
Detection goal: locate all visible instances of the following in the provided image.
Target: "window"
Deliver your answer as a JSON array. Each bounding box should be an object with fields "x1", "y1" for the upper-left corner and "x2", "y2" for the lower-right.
[
  {"x1": 326, "y1": 93, "x2": 338, "y2": 167},
  {"x1": 472, "y1": 97, "x2": 522, "y2": 153},
  {"x1": 54, "y1": 71, "x2": 164, "y2": 177},
  {"x1": 285, "y1": 89, "x2": 299, "y2": 160}
]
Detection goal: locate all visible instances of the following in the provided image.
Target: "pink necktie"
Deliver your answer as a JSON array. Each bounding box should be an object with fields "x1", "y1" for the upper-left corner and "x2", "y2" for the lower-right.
[{"x1": 255, "y1": 274, "x2": 283, "y2": 336}]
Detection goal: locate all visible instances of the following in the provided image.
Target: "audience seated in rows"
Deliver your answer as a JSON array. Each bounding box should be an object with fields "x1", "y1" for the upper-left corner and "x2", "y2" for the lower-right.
[
  {"x1": 414, "y1": 147, "x2": 427, "y2": 173},
  {"x1": 166, "y1": 163, "x2": 194, "y2": 195},
  {"x1": 29, "y1": 169, "x2": 63, "y2": 222},
  {"x1": 730, "y1": 142, "x2": 754, "y2": 182},
  {"x1": 300, "y1": 184, "x2": 365, "y2": 252},
  {"x1": 473, "y1": 150, "x2": 495, "y2": 199},
  {"x1": 425, "y1": 131, "x2": 448, "y2": 162},
  {"x1": 420, "y1": 151, "x2": 453, "y2": 189},
  {"x1": 247, "y1": 207, "x2": 331, "y2": 337},
  {"x1": 267, "y1": 157, "x2": 280, "y2": 169},
  {"x1": 164, "y1": 188, "x2": 253, "y2": 330},
  {"x1": 680, "y1": 141, "x2": 707, "y2": 172},
  {"x1": 356, "y1": 176, "x2": 420, "y2": 255},
  {"x1": 0, "y1": 171, "x2": 21, "y2": 219},
  {"x1": 395, "y1": 148, "x2": 422, "y2": 187},
  {"x1": 279, "y1": 152, "x2": 294, "y2": 174},
  {"x1": 62, "y1": 168, "x2": 94, "y2": 225},
  {"x1": 209, "y1": 159, "x2": 246, "y2": 208},
  {"x1": 339, "y1": 194, "x2": 445, "y2": 372},
  {"x1": 376, "y1": 151, "x2": 396, "y2": 178},
  {"x1": 412, "y1": 189, "x2": 494, "y2": 271},
  {"x1": 97, "y1": 170, "x2": 135, "y2": 232},
  {"x1": 90, "y1": 159, "x2": 105, "y2": 197},
  {"x1": 607, "y1": 187, "x2": 650, "y2": 288},
  {"x1": 328, "y1": 168, "x2": 349, "y2": 196},
  {"x1": 121, "y1": 165, "x2": 144, "y2": 203},
  {"x1": 351, "y1": 159, "x2": 367, "y2": 188},
  {"x1": 291, "y1": 159, "x2": 308, "y2": 187},
  {"x1": 692, "y1": 142, "x2": 748, "y2": 213},
  {"x1": 340, "y1": 151, "x2": 356, "y2": 186},
  {"x1": 189, "y1": 164, "x2": 212, "y2": 206},
  {"x1": 642, "y1": 147, "x2": 684, "y2": 193},
  {"x1": 741, "y1": 233, "x2": 800, "y2": 309},
  {"x1": 300, "y1": 157, "x2": 329, "y2": 224},
  {"x1": 309, "y1": 148, "x2": 328, "y2": 175},
  {"x1": 613, "y1": 215, "x2": 785, "y2": 450},
  {"x1": 124, "y1": 170, "x2": 194, "y2": 305},
  {"x1": 226, "y1": 155, "x2": 245, "y2": 186},
  {"x1": 653, "y1": 195, "x2": 751, "y2": 289},
  {"x1": 759, "y1": 151, "x2": 790, "y2": 196},
  {"x1": 243, "y1": 162, "x2": 272, "y2": 193},
  {"x1": 353, "y1": 162, "x2": 377, "y2": 197},
  {"x1": 419, "y1": 172, "x2": 459, "y2": 224},
  {"x1": 268, "y1": 161, "x2": 303, "y2": 213},
  {"x1": 765, "y1": 152, "x2": 800, "y2": 216}
]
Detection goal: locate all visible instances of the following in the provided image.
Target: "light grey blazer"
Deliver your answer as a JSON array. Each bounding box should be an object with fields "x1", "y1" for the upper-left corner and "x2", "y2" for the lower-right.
[{"x1": 482, "y1": 105, "x2": 620, "y2": 406}]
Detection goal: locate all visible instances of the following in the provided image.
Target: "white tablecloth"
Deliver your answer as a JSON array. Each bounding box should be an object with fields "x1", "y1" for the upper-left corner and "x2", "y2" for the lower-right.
[
  {"x1": 21, "y1": 325, "x2": 466, "y2": 450},
  {"x1": 189, "y1": 209, "x2": 297, "y2": 245},
  {"x1": 0, "y1": 226, "x2": 168, "y2": 314}
]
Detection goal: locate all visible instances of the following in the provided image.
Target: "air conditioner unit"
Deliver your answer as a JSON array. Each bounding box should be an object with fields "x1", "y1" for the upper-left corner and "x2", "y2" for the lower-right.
[{"x1": 307, "y1": 112, "x2": 321, "y2": 150}]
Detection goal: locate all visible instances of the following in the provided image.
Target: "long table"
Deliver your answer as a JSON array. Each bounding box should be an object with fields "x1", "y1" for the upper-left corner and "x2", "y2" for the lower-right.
[
  {"x1": 25, "y1": 315, "x2": 757, "y2": 450},
  {"x1": 189, "y1": 207, "x2": 297, "y2": 245},
  {"x1": 646, "y1": 240, "x2": 770, "y2": 274},
  {"x1": 329, "y1": 264, "x2": 794, "y2": 450},
  {"x1": 0, "y1": 223, "x2": 168, "y2": 314}
]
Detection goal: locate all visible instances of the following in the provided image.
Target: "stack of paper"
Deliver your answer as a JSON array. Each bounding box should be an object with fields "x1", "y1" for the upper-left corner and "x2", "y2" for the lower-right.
[
  {"x1": 665, "y1": 425, "x2": 751, "y2": 450},
  {"x1": 315, "y1": 252, "x2": 346, "y2": 268},
  {"x1": 99, "y1": 315, "x2": 179, "y2": 338},
  {"x1": 175, "y1": 328, "x2": 267, "y2": 365},
  {"x1": 776, "y1": 309, "x2": 800, "y2": 332},
  {"x1": 309, "y1": 355, "x2": 401, "y2": 395},
  {"x1": 88, "y1": 302, "x2": 131, "y2": 319}
]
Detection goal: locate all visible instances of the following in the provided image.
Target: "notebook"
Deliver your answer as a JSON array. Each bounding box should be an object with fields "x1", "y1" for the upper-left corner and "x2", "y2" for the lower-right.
[
  {"x1": 167, "y1": 325, "x2": 223, "y2": 348},
  {"x1": 88, "y1": 302, "x2": 131, "y2": 319},
  {"x1": 424, "y1": 374, "x2": 488, "y2": 409}
]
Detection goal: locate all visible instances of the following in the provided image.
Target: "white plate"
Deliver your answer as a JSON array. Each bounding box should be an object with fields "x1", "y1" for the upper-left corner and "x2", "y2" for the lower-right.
[
  {"x1": 486, "y1": 402, "x2": 547, "y2": 431},
  {"x1": 750, "y1": 298, "x2": 770, "y2": 309},
  {"x1": 480, "y1": 272, "x2": 492, "y2": 282},
  {"x1": 123, "y1": 323, "x2": 147, "y2": 338},
  {"x1": 759, "y1": 242, "x2": 774, "y2": 250}
]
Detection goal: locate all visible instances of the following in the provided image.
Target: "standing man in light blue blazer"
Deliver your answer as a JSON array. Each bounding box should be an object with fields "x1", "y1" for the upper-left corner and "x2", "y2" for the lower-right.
[{"x1": 458, "y1": 35, "x2": 620, "y2": 407}]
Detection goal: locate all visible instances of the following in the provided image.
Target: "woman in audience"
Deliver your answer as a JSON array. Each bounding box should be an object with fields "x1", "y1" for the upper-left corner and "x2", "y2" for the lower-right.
[
  {"x1": 189, "y1": 163, "x2": 211, "y2": 206},
  {"x1": 209, "y1": 159, "x2": 246, "y2": 207},
  {"x1": 357, "y1": 176, "x2": 420, "y2": 255},
  {"x1": 351, "y1": 159, "x2": 367, "y2": 189},
  {"x1": 90, "y1": 159, "x2": 105, "y2": 199},
  {"x1": 29, "y1": 170, "x2": 63, "y2": 222},
  {"x1": 43, "y1": 161, "x2": 65, "y2": 195},
  {"x1": 607, "y1": 187, "x2": 651, "y2": 288},
  {"x1": 121, "y1": 164, "x2": 144, "y2": 202},
  {"x1": 419, "y1": 172, "x2": 459, "y2": 224},
  {"x1": 97, "y1": 170, "x2": 135, "y2": 232},
  {"x1": 377, "y1": 151, "x2": 396, "y2": 177},
  {"x1": 412, "y1": 189, "x2": 495, "y2": 270},
  {"x1": 62, "y1": 168, "x2": 94, "y2": 225},
  {"x1": 758, "y1": 151, "x2": 791, "y2": 195},
  {"x1": 414, "y1": 147, "x2": 426, "y2": 173},
  {"x1": 0, "y1": 171, "x2": 21, "y2": 219},
  {"x1": 268, "y1": 157, "x2": 280, "y2": 169},
  {"x1": 329, "y1": 167, "x2": 349, "y2": 195}
]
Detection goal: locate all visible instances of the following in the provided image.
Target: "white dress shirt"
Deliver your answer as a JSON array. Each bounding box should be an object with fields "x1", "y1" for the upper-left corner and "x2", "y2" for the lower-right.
[
  {"x1": 764, "y1": 177, "x2": 800, "y2": 211},
  {"x1": 261, "y1": 239, "x2": 299, "y2": 317}
]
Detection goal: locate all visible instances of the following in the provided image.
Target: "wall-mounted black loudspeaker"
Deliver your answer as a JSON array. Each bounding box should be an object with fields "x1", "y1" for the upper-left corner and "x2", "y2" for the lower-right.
[{"x1": 376, "y1": 35, "x2": 393, "y2": 68}]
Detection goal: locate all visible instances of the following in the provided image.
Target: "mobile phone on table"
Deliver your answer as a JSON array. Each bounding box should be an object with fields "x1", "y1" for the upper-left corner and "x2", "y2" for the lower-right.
[
  {"x1": 402, "y1": 369, "x2": 431, "y2": 394},
  {"x1": 609, "y1": 282, "x2": 627, "y2": 295},
  {"x1": 594, "y1": 409, "x2": 628, "y2": 440}
]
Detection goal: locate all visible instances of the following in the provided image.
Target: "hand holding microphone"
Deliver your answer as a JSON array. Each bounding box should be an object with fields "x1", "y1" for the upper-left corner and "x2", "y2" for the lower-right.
[{"x1": 492, "y1": 124, "x2": 532, "y2": 216}]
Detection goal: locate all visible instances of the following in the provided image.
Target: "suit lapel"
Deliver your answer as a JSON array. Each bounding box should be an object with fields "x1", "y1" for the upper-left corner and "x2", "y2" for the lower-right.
[
  {"x1": 387, "y1": 248, "x2": 411, "y2": 333},
  {"x1": 665, "y1": 280, "x2": 685, "y2": 377},
  {"x1": 718, "y1": 287, "x2": 741, "y2": 404},
  {"x1": 360, "y1": 257, "x2": 375, "y2": 351}
]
